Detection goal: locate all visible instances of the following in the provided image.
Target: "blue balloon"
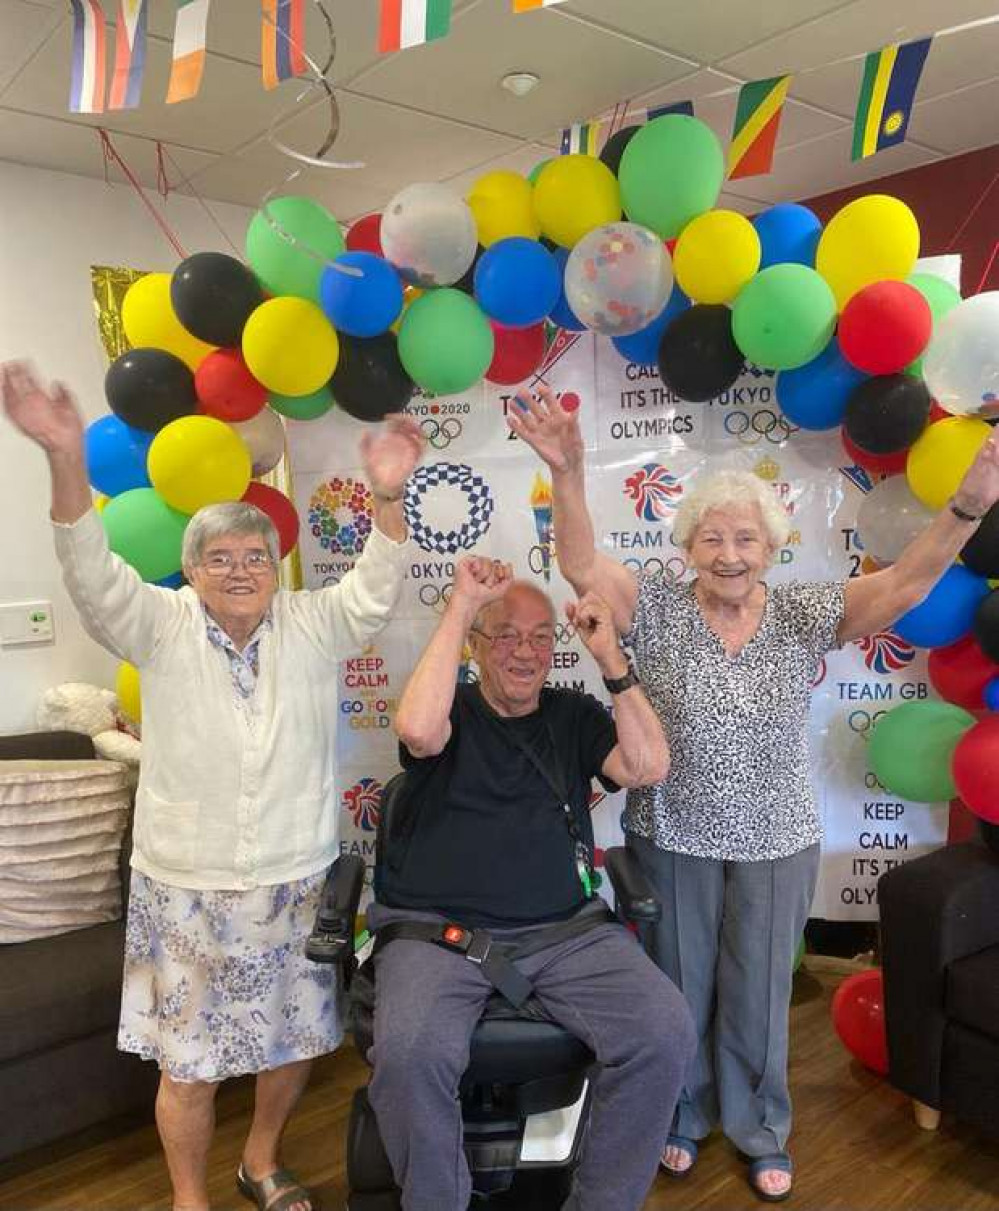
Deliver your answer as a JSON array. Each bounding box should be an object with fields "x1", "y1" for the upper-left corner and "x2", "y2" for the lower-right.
[
  {"x1": 612, "y1": 283, "x2": 691, "y2": 366},
  {"x1": 474, "y1": 237, "x2": 561, "y2": 328},
  {"x1": 85, "y1": 415, "x2": 153, "y2": 497},
  {"x1": 155, "y1": 571, "x2": 186, "y2": 590},
  {"x1": 776, "y1": 340, "x2": 867, "y2": 430},
  {"x1": 548, "y1": 247, "x2": 586, "y2": 332},
  {"x1": 320, "y1": 251, "x2": 403, "y2": 338},
  {"x1": 894, "y1": 565, "x2": 991, "y2": 648},
  {"x1": 985, "y1": 677, "x2": 999, "y2": 711},
  {"x1": 753, "y1": 203, "x2": 822, "y2": 270}
]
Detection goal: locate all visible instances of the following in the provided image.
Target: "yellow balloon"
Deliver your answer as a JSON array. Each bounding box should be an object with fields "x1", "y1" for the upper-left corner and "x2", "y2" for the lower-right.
[
  {"x1": 116, "y1": 661, "x2": 141, "y2": 725},
  {"x1": 467, "y1": 170, "x2": 540, "y2": 247},
  {"x1": 674, "y1": 210, "x2": 761, "y2": 304},
  {"x1": 122, "y1": 273, "x2": 215, "y2": 371},
  {"x1": 242, "y1": 297, "x2": 339, "y2": 396},
  {"x1": 391, "y1": 286, "x2": 424, "y2": 334},
  {"x1": 906, "y1": 416, "x2": 991, "y2": 510},
  {"x1": 816, "y1": 194, "x2": 920, "y2": 310},
  {"x1": 148, "y1": 416, "x2": 252, "y2": 515},
  {"x1": 93, "y1": 493, "x2": 109, "y2": 514},
  {"x1": 533, "y1": 155, "x2": 621, "y2": 249}
]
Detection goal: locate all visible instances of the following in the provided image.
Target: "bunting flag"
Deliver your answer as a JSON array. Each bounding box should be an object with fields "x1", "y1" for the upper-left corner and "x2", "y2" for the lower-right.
[
  {"x1": 166, "y1": 0, "x2": 211, "y2": 104},
  {"x1": 852, "y1": 37, "x2": 933, "y2": 161},
  {"x1": 513, "y1": 0, "x2": 569, "y2": 10},
  {"x1": 68, "y1": 0, "x2": 106, "y2": 114},
  {"x1": 727, "y1": 75, "x2": 791, "y2": 180},
  {"x1": 378, "y1": 0, "x2": 452, "y2": 53},
  {"x1": 108, "y1": 0, "x2": 149, "y2": 110},
  {"x1": 560, "y1": 121, "x2": 602, "y2": 155},
  {"x1": 648, "y1": 100, "x2": 694, "y2": 120},
  {"x1": 262, "y1": 0, "x2": 307, "y2": 91}
]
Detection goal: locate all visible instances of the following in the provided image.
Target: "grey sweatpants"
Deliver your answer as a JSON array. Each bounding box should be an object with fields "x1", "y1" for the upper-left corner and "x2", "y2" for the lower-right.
[
  {"x1": 366, "y1": 902, "x2": 696, "y2": 1211},
  {"x1": 627, "y1": 834, "x2": 820, "y2": 1159}
]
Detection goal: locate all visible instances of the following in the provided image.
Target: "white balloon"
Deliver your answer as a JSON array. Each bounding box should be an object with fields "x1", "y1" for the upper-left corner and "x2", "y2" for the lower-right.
[
  {"x1": 564, "y1": 222, "x2": 673, "y2": 336},
  {"x1": 856, "y1": 475, "x2": 936, "y2": 566},
  {"x1": 923, "y1": 291, "x2": 999, "y2": 418},
  {"x1": 232, "y1": 407, "x2": 285, "y2": 476},
  {"x1": 380, "y1": 182, "x2": 478, "y2": 288}
]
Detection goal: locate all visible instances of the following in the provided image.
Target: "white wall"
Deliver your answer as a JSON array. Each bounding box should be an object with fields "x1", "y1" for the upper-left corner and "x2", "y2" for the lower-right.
[{"x1": 0, "y1": 161, "x2": 251, "y2": 733}]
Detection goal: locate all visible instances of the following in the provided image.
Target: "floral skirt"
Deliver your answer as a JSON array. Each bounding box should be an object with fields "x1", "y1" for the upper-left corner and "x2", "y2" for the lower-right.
[{"x1": 118, "y1": 870, "x2": 341, "y2": 1083}]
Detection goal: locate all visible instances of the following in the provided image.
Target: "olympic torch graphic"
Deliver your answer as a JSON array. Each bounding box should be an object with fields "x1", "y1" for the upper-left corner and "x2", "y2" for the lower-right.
[{"x1": 530, "y1": 472, "x2": 554, "y2": 582}]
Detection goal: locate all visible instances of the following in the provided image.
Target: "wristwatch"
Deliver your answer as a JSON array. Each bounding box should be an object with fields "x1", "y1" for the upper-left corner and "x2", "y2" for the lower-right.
[
  {"x1": 602, "y1": 663, "x2": 640, "y2": 694},
  {"x1": 949, "y1": 498, "x2": 983, "y2": 523}
]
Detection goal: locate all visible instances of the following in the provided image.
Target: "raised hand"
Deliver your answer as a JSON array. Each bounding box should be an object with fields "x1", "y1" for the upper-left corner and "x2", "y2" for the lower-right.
[
  {"x1": 567, "y1": 592, "x2": 627, "y2": 675},
  {"x1": 359, "y1": 414, "x2": 425, "y2": 499},
  {"x1": 451, "y1": 556, "x2": 513, "y2": 612},
  {"x1": 1, "y1": 362, "x2": 84, "y2": 456},
  {"x1": 954, "y1": 431, "x2": 999, "y2": 516},
  {"x1": 506, "y1": 383, "x2": 584, "y2": 474}
]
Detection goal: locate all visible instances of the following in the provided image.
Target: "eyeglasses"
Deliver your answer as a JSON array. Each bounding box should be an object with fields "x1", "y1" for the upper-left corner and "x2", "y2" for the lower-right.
[
  {"x1": 199, "y1": 552, "x2": 274, "y2": 577},
  {"x1": 472, "y1": 628, "x2": 555, "y2": 653}
]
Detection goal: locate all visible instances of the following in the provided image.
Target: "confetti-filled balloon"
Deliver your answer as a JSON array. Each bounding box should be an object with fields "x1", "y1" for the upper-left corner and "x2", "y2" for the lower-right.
[{"x1": 564, "y1": 222, "x2": 673, "y2": 337}]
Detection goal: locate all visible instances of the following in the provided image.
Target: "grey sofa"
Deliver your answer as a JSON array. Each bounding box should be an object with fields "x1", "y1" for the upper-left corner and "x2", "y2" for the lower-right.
[{"x1": 0, "y1": 730, "x2": 158, "y2": 1165}]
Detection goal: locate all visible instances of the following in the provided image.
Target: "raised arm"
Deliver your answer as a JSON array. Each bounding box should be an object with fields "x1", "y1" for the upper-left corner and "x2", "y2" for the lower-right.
[
  {"x1": 394, "y1": 558, "x2": 512, "y2": 758},
  {"x1": 839, "y1": 432, "x2": 999, "y2": 643},
  {"x1": 570, "y1": 591, "x2": 669, "y2": 789},
  {"x1": 507, "y1": 385, "x2": 638, "y2": 634}
]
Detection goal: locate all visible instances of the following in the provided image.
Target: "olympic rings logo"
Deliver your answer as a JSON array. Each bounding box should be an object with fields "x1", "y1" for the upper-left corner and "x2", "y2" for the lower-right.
[
  {"x1": 723, "y1": 409, "x2": 797, "y2": 447},
  {"x1": 418, "y1": 582, "x2": 454, "y2": 610},
  {"x1": 528, "y1": 543, "x2": 554, "y2": 578},
  {"x1": 419, "y1": 417, "x2": 463, "y2": 450},
  {"x1": 621, "y1": 555, "x2": 688, "y2": 581},
  {"x1": 846, "y1": 708, "x2": 887, "y2": 735}
]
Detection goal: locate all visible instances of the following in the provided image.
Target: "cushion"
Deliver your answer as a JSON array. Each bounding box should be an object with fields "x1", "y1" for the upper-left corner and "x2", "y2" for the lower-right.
[
  {"x1": 0, "y1": 759, "x2": 131, "y2": 943},
  {"x1": 945, "y1": 944, "x2": 999, "y2": 1041}
]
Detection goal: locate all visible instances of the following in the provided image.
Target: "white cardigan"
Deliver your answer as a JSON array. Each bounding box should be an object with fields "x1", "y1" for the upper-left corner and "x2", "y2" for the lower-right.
[{"x1": 54, "y1": 510, "x2": 411, "y2": 891}]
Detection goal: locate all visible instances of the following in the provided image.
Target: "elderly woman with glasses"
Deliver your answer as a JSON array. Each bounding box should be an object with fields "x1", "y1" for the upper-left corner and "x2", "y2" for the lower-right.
[
  {"x1": 2, "y1": 362, "x2": 424, "y2": 1211},
  {"x1": 510, "y1": 385, "x2": 999, "y2": 1204}
]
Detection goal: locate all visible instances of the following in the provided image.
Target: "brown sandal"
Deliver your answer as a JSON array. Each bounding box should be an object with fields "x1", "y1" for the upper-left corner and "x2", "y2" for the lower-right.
[{"x1": 236, "y1": 1164, "x2": 317, "y2": 1211}]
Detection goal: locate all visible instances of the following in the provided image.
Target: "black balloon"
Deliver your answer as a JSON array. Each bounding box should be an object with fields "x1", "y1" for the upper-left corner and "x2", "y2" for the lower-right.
[
  {"x1": 331, "y1": 333, "x2": 415, "y2": 422},
  {"x1": 961, "y1": 502, "x2": 999, "y2": 579},
  {"x1": 843, "y1": 375, "x2": 930, "y2": 455},
  {"x1": 170, "y1": 252, "x2": 263, "y2": 347},
  {"x1": 105, "y1": 348, "x2": 197, "y2": 432},
  {"x1": 453, "y1": 245, "x2": 485, "y2": 296},
  {"x1": 973, "y1": 588, "x2": 999, "y2": 663},
  {"x1": 657, "y1": 305, "x2": 743, "y2": 402},
  {"x1": 599, "y1": 124, "x2": 640, "y2": 176}
]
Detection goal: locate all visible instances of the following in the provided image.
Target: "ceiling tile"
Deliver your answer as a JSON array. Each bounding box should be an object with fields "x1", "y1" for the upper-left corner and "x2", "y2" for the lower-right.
[
  {"x1": 907, "y1": 78, "x2": 999, "y2": 156},
  {"x1": 0, "y1": 1, "x2": 61, "y2": 95}
]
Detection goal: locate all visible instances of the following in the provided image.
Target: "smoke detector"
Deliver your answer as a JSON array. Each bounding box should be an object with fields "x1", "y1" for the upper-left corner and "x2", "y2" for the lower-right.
[{"x1": 501, "y1": 72, "x2": 540, "y2": 98}]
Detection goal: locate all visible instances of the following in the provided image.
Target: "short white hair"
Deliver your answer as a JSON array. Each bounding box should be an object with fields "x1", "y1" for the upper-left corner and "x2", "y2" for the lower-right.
[
  {"x1": 672, "y1": 470, "x2": 791, "y2": 551},
  {"x1": 182, "y1": 502, "x2": 279, "y2": 568}
]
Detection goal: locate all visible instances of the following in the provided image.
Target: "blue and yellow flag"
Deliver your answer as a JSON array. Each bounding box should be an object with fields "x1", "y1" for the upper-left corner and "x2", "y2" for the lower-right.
[{"x1": 852, "y1": 37, "x2": 932, "y2": 161}]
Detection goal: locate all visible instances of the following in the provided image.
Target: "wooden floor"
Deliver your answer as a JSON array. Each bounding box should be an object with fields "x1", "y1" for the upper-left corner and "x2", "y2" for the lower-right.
[{"x1": 1, "y1": 963, "x2": 997, "y2": 1211}]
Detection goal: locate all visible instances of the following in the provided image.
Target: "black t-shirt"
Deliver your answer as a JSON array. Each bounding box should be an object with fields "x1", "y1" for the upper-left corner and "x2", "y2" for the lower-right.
[{"x1": 380, "y1": 684, "x2": 619, "y2": 929}]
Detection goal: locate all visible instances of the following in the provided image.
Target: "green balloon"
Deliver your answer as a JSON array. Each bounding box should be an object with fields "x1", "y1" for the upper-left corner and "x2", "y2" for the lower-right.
[
  {"x1": 397, "y1": 289, "x2": 494, "y2": 396},
  {"x1": 245, "y1": 196, "x2": 345, "y2": 303},
  {"x1": 732, "y1": 264, "x2": 837, "y2": 370},
  {"x1": 793, "y1": 936, "x2": 806, "y2": 974},
  {"x1": 268, "y1": 386, "x2": 335, "y2": 421},
  {"x1": 102, "y1": 488, "x2": 189, "y2": 582},
  {"x1": 868, "y1": 700, "x2": 976, "y2": 803},
  {"x1": 618, "y1": 115, "x2": 724, "y2": 239},
  {"x1": 905, "y1": 272, "x2": 962, "y2": 377},
  {"x1": 528, "y1": 158, "x2": 552, "y2": 185}
]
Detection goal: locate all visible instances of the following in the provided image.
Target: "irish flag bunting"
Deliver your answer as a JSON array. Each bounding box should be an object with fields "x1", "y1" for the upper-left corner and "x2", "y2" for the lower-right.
[
  {"x1": 513, "y1": 1, "x2": 569, "y2": 11},
  {"x1": 109, "y1": 0, "x2": 149, "y2": 111},
  {"x1": 68, "y1": 0, "x2": 106, "y2": 114},
  {"x1": 728, "y1": 75, "x2": 791, "y2": 180},
  {"x1": 166, "y1": 0, "x2": 211, "y2": 104},
  {"x1": 378, "y1": 0, "x2": 452, "y2": 54}
]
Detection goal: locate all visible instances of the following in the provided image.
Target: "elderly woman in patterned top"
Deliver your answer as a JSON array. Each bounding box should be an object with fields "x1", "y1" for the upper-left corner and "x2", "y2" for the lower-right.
[
  {"x1": 510, "y1": 384, "x2": 999, "y2": 1203},
  {"x1": 2, "y1": 362, "x2": 424, "y2": 1211}
]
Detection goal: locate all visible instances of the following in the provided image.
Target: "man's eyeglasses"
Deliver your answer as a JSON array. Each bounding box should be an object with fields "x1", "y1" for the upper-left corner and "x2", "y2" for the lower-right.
[
  {"x1": 199, "y1": 552, "x2": 274, "y2": 577},
  {"x1": 472, "y1": 628, "x2": 555, "y2": 653}
]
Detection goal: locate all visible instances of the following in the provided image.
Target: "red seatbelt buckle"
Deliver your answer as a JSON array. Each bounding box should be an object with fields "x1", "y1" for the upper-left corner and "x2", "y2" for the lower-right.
[{"x1": 442, "y1": 924, "x2": 472, "y2": 951}]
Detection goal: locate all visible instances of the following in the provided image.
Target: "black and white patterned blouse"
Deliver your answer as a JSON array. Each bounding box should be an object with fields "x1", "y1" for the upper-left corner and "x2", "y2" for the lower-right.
[{"x1": 624, "y1": 575, "x2": 845, "y2": 862}]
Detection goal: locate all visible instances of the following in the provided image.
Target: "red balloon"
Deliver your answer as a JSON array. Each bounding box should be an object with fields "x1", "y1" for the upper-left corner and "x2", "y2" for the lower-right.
[
  {"x1": 241, "y1": 481, "x2": 300, "y2": 559},
  {"x1": 346, "y1": 213, "x2": 384, "y2": 257},
  {"x1": 929, "y1": 399, "x2": 952, "y2": 424},
  {"x1": 831, "y1": 969, "x2": 888, "y2": 1076},
  {"x1": 841, "y1": 430, "x2": 908, "y2": 476},
  {"x1": 838, "y1": 281, "x2": 932, "y2": 375},
  {"x1": 952, "y1": 716, "x2": 999, "y2": 824},
  {"x1": 195, "y1": 349, "x2": 267, "y2": 422},
  {"x1": 928, "y1": 635, "x2": 999, "y2": 710},
  {"x1": 485, "y1": 321, "x2": 546, "y2": 386}
]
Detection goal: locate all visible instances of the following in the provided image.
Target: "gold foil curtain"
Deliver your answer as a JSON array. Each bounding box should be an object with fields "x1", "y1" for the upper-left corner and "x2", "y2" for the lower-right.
[{"x1": 89, "y1": 265, "x2": 303, "y2": 589}]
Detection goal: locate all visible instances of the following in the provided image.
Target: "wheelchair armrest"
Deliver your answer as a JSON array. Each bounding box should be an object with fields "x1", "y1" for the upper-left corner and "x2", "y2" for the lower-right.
[
  {"x1": 306, "y1": 854, "x2": 366, "y2": 965},
  {"x1": 604, "y1": 846, "x2": 660, "y2": 923}
]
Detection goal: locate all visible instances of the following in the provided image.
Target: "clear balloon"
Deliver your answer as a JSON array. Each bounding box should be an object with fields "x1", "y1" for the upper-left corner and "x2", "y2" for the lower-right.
[
  {"x1": 564, "y1": 223, "x2": 673, "y2": 337},
  {"x1": 380, "y1": 182, "x2": 478, "y2": 288},
  {"x1": 923, "y1": 292, "x2": 999, "y2": 418},
  {"x1": 856, "y1": 475, "x2": 935, "y2": 566},
  {"x1": 232, "y1": 406, "x2": 286, "y2": 476}
]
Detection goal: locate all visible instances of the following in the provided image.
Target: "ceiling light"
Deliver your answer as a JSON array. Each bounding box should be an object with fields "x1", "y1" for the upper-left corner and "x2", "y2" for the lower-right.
[{"x1": 501, "y1": 72, "x2": 540, "y2": 98}]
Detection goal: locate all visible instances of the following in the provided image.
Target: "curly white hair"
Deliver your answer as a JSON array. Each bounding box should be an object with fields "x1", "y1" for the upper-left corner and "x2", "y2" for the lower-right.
[{"x1": 672, "y1": 469, "x2": 791, "y2": 551}]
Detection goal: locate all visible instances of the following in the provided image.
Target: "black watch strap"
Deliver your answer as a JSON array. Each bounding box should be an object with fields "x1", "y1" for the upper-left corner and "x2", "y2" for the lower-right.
[{"x1": 603, "y1": 664, "x2": 640, "y2": 694}]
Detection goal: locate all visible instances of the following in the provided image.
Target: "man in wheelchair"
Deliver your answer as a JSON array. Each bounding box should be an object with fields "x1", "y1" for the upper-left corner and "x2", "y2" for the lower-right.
[{"x1": 337, "y1": 556, "x2": 695, "y2": 1211}]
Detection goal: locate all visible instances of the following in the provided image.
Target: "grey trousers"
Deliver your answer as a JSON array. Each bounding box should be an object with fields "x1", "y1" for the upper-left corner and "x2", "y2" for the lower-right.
[
  {"x1": 627, "y1": 833, "x2": 820, "y2": 1160},
  {"x1": 365, "y1": 902, "x2": 696, "y2": 1211}
]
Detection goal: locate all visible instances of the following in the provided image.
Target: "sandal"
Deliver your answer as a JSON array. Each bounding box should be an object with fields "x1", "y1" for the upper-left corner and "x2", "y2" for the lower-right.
[
  {"x1": 660, "y1": 1134, "x2": 699, "y2": 1178},
  {"x1": 747, "y1": 1154, "x2": 793, "y2": 1203},
  {"x1": 236, "y1": 1164, "x2": 317, "y2": 1211}
]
